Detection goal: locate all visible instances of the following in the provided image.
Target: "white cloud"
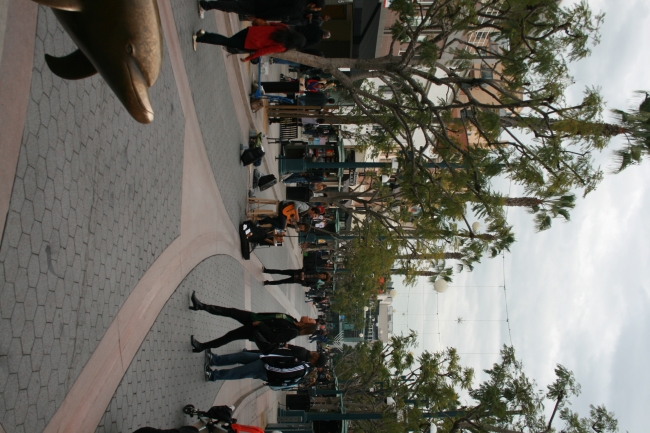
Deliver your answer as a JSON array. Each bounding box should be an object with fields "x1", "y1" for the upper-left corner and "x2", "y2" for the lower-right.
[{"x1": 392, "y1": 1, "x2": 650, "y2": 430}]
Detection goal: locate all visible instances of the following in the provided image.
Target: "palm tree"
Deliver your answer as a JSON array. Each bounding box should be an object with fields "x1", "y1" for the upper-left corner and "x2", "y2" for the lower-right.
[
  {"x1": 610, "y1": 92, "x2": 650, "y2": 172},
  {"x1": 500, "y1": 92, "x2": 650, "y2": 173},
  {"x1": 396, "y1": 252, "x2": 465, "y2": 261},
  {"x1": 501, "y1": 194, "x2": 576, "y2": 231}
]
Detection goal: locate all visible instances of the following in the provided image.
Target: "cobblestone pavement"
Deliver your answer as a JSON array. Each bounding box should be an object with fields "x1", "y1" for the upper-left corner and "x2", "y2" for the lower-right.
[
  {"x1": 170, "y1": 1, "x2": 250, "y2": 226},
  {"x1": 0, "y1": 6, "x2": 184, "y2": 433},
  {"x1": 96, "y1": 255, "x2": 242, "y2": 433},
  {"x1": 96, "y1": 256, "x2": 314, "y2": 433},
  {"x1": 0, "y1": 4, "x2": 315, "y2": 433}
]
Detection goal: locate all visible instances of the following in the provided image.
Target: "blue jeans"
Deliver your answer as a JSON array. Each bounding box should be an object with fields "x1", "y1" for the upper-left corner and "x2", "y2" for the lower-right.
[
  {"x1": 273, "y1": 59, "x2": 301, "y2": 67},
  {"x1": 207, "y1": 351, "x2": 269, "y2": 382}
]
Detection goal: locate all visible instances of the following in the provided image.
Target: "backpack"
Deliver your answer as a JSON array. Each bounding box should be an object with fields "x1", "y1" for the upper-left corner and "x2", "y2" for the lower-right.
[{"x1": 265, "y1": 369, "x2": 310, "y2": 391}]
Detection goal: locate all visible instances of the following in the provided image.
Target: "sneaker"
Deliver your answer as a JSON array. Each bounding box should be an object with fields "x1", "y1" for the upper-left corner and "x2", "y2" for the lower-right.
[
  {"x1": 198, "y1": 0, "x2": 205, "y2": 19},
  {"x1": 205, "y1": 369, "x2": 213, "y2": 382},
  {"x1": 204, "y1": 350, "x2": 213, "y2": 371}
]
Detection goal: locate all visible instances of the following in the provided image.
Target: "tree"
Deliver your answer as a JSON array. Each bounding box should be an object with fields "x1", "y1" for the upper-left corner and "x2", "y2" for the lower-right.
[
  {"x1": 333, "y1": 339, "x2": 618, "y2": 433},
  {"x1": 610, "y1": 91, "x2": 650, "y2": 172},
  {"x1": 269, "y1": 0, "x2": 612, "y2": 279},
  {"x1": 330, "y1": 220, "x2": 398, "y2": 325}
]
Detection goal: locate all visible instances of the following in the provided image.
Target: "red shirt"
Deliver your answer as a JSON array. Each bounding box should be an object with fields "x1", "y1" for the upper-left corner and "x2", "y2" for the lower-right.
[
  {"x1": 244, "y1": 24, "x2": 288, "y2": 61},
  {"x1": 231, "y1": 424, "x2": 265, "y2": 433}
]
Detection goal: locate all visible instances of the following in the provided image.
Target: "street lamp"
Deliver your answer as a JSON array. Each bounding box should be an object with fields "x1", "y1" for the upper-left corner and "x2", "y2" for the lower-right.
[{"x1": 433, "y1": 279, "x2": 448, "y2": 293}]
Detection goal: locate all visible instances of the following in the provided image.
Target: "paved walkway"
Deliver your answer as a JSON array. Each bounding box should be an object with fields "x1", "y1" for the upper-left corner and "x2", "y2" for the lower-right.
[{"x1": 0, "y1": 1, "x2": 311, "y2": 432}]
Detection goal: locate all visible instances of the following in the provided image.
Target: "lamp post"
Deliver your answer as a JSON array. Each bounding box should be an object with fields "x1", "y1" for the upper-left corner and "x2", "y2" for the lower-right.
[
  {"x1": 279, "y1": 409, "x2": 470, "y2": 422},
  {"x1": 278, "y1": 158, "x2": 463, "y2": 175}
]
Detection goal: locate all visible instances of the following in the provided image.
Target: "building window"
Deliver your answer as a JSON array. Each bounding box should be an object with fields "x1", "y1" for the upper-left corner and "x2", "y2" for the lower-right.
[
  {"x1": 480, "y1": 64, "x2": 494, "y2": 80},
  {"x1": 475, "y1": 31, "x2": 489, "y2": 41},
  {"x1": 460, "y1": 109, "x2": 476, "y2": 119}
]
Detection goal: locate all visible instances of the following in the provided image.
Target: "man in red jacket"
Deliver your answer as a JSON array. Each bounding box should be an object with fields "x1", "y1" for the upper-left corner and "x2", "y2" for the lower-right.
[
  {"x1": 198, "y1": 0, "x2": 324, "y2": 22},
  {"x1": 193, "y1": 24, "x2": 306, "y2": 62}
]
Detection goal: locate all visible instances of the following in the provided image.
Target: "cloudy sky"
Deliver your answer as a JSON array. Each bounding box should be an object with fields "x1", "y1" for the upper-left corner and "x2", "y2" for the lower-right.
[{"x1": 391, "y1": 1, "x2": 650, "y2": 431}]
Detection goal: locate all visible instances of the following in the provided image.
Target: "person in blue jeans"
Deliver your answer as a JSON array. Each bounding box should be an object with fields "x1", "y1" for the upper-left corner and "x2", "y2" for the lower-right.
[
  {"x1": 206, "y1": 351, "x2": 269, "y2": 381},
  {"x1": 205, "y1": 348, "x2": 325, "y2": 382}
]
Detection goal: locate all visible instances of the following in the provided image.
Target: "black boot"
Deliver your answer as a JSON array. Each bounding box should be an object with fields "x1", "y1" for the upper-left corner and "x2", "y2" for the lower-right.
[
  {"x1": 191, "y1": 335, "x2": 204, "y2": 353},
  {"x1": 189, "y1": 291, "x2": 205, "y2": 311}
]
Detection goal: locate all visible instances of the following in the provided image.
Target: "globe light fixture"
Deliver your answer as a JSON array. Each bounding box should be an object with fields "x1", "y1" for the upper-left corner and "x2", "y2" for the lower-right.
[
  {"x1": 433, "y1": 279, "x2": 448, "y2": 293},
  {"x1": 471, "y1": 221, "x2": 481, "y2": 232}
]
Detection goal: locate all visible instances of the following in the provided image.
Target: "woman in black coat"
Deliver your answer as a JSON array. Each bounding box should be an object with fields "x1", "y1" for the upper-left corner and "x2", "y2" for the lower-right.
[{"x1": 189, "y1": 292, "x2": 317, "y2": 352}]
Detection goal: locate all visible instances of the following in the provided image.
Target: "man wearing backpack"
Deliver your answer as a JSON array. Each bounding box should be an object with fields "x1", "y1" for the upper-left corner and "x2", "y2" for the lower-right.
[{"x1": 204, "y1": 348, "x2": 326, "y2": 386}]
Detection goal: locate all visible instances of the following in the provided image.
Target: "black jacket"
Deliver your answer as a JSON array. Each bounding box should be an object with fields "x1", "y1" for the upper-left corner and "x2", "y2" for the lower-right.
[
  {"x1": 261, "y1": 354, "x2": 312, "y2": 383},
  {"x1": 253, "y1": 313, "x2": 301, "y2": 344},
  {"x1": 293, "y1": 23, "x2": 325, "y2": 48},
  {"x1": 273, "y1": 344, "x2": 311, "y2": 361},
  {"x1": 251, "y1": 0, "x2": 310, "y2": 21}
]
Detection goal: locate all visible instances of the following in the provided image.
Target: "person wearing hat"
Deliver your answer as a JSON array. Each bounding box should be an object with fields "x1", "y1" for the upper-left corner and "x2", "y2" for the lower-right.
[
  {"x1": 263, "y1": 267, "x2": 331, "y2": 287},
  {"x1": 204, "y1": 347, "x2": 326, "y2": 382}
]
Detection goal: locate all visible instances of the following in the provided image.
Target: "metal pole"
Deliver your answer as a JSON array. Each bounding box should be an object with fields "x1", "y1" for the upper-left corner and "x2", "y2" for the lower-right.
[{"x1": 278, "y1": 158, "x2": 462, "y2": 174}]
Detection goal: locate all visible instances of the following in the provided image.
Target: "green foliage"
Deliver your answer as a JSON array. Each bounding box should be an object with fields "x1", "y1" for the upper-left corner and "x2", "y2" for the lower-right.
[
  {"x1": 611, "y1": 91, "x2": 650, "y2": 172},
  {"x1": 333, "y1": 342, "x2": 618, "y2": 433},
  {"x1": 334, "y1": 333, "x2": 474, "y2": 433},
  {"x1": 331, "y1": 221, "x2": 397, "y2": 324},
  {"x1": 277, "y1": 0, "x2": 646, "y2": 303}
]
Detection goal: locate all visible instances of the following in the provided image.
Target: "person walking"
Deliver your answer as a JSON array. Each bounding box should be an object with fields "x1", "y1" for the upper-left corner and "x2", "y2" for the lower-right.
[
  {"x1": 263, "y1": 267, "x2": 331, "y2": 286},
  {"x1": 198, "y1": 0, "x2": 324, "y2": 22},
  {"x1": 204, "y1": 348, "x2": 327, "y2": 383},
  {"x1": 193, "y1": 23, "x2": 306, "y2": 62},
  {"x1": 294, "y1": 23, "x2": 330, "y2": 48},
  {"x1": 189, "y1": 292, "x2": 317, "y2": 352}
]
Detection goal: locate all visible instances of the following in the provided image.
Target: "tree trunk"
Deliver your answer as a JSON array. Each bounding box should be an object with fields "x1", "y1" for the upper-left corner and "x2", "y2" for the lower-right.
[
  {"x1": 397, "y1": 252, "x2": 464, "y2": 260},
  {"x1": 390, "y1": 269, "x2": 436, "y2": 276},
  {"x1": 498, "y1": 116, "x2": 628, "y2": 138},
  {"x1": 271, "y1": 52, "x2": 399, "y2": 73},
  {"x1": 456, "y1": 422, "x2": 524, "y2": 433},
  {"x1": 502, "y1": 197, "x2": 544, "y2": 207}
]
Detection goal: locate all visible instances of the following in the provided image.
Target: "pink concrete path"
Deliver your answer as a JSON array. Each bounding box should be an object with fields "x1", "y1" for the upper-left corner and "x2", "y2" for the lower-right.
[
  {"x1": 0, "y1": 0, "x2": 38, "y2": 247},
  {"x1": 0, "y1": 2, "x2": 303, "y2": 433}
]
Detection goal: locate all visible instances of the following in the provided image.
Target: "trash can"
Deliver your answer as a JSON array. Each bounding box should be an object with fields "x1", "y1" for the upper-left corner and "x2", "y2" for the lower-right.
[
  {"x1": 286, "y1": 186, "x2": 311, "y2": 201},
  {"x1": 286, "y1": 394, "x2": 311, "y2": 411}
]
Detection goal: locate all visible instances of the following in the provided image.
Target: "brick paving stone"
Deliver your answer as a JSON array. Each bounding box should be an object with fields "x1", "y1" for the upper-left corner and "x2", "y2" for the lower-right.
[
  {"x1": 0, "y1": 5, "x2": 183, "y2": 432},
  {"x1": 0, "y1": 4, "x2": 317, "y2": 433},
  {"x1": 96, "y1": 255, "x2": 245, "y2": 433},
  {"x1": 169, "y1": 1, "x2": 250, "y2": 226}
]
